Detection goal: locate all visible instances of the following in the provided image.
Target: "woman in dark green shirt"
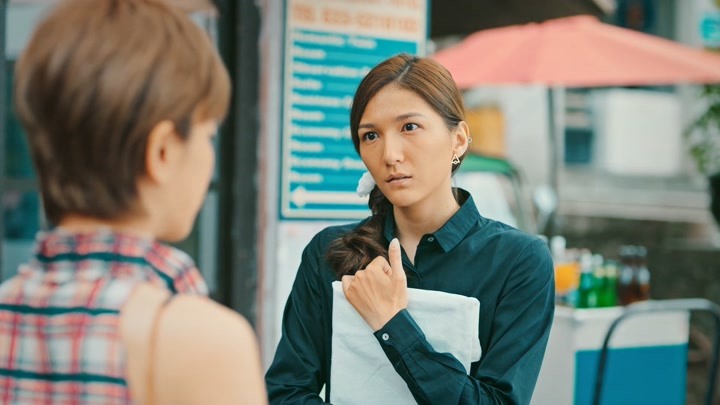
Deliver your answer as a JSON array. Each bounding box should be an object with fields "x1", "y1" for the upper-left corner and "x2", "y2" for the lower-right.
[{"x1": 265, "y1": 53, "x2": 555, "y2": 404}]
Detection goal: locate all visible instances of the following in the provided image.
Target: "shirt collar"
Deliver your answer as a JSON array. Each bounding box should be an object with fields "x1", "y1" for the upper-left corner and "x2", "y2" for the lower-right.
[
  {"x1": 383, "y1": 188, "x2": 482, "y2": 252},
  {"x1": 34, "y1": 227, "x2": 155, "y2": 257}
]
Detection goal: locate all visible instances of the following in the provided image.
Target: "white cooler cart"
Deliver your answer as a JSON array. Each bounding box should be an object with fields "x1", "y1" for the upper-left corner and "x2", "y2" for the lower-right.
[{"x1": 532, "y1": 299, "x2": 720, "y2": 405}]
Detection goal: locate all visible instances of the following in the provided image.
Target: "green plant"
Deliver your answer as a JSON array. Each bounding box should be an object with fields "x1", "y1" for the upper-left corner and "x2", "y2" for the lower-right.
[{"x1": 686, "y1": 84, "x2": 720, "y2": 176}]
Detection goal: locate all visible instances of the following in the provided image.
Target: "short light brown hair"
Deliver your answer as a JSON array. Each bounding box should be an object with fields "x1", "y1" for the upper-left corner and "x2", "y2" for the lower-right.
[{"x1": 14, "y1": 0, "x2": 230, "y2": 224}]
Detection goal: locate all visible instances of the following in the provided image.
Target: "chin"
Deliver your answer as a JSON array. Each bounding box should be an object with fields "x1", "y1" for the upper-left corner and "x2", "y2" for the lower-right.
[
  {"x1": 157, "y1": 224, "x2": 192, "y2": 243},
  {"x1": 383, "y1": 193, "x2": 419, "y2": 209}
]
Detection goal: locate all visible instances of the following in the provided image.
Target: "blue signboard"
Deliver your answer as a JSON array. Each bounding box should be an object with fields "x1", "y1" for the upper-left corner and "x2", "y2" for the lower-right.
[
  {"x1": 280, "y1": 1, "x2": 427, "y2": 219},
  {"x1": 700, "y1": 11, "x2": 720, "y2": 48}
]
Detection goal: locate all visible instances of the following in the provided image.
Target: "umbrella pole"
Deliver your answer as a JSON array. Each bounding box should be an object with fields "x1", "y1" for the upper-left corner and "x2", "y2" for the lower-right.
[{"x1": 546, "y1": 86, "x2": 565, "y2": 236}]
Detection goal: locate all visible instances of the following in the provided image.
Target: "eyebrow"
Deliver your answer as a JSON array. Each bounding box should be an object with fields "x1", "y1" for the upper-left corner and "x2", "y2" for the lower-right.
[{"x1": 358, "y1": 112, "x2": 427, "y2": 129}]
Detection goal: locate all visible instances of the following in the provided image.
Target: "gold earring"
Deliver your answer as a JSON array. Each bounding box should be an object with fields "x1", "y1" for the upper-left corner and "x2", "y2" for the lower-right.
[{"x1": 451, "y1": 154, "x2": 460, "y2": 165}]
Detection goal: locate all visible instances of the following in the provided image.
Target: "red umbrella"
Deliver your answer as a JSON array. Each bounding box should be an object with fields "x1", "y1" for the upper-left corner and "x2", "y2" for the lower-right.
[
  {"x1": 433, "y1": 15, "x2": 720, "y2": 88},
  {"x1": 433, "y1": 15, "x2": 720, "y2": 234}
]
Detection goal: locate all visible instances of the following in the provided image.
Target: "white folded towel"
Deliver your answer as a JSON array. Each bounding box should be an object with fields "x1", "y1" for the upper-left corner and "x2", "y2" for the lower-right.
[{"x1": 330, "y1": 281, "x2": 481, "y2": 404}]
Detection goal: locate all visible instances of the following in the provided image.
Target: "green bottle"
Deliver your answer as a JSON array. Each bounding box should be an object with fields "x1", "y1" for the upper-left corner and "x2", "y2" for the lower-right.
[
  {"x1": 593, "y1": 261, "x2": 608, "y2": 307},
  {"x1": 599, "y1": 260, "x2": 619, "y2": 307},
  {"x1": 577, "y1": 253, "x2": 598, "y2": 309}
]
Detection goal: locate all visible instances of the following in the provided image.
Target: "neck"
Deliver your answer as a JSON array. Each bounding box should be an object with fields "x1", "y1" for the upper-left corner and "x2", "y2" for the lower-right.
[
  {"x1": 393, "y1": 189, "x2": 460, "y2": 242},
  {"x1": 58, "y1": 213, "x2": 155, "y2": 239}
]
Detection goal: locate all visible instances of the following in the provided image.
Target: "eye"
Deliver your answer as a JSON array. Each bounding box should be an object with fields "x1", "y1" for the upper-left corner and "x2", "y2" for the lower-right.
[
  {"x1": 402, "y1": 123, "x2": 419, "y2": 132},
  {"x1": 362, "y1": 132, "x2": 379, "y2": 142}
]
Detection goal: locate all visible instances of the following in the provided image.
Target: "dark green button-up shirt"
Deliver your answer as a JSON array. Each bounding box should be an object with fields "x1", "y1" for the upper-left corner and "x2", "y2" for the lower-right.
[{"x1": 266, "y1": 191, "x2": 555, "y2": 404}]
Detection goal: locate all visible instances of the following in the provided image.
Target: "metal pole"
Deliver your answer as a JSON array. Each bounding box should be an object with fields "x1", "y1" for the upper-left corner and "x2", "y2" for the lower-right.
[
  {"x1": 230, "y1": 0, "x2": 261, "y2": 325},
  {"x1": 545, "y1": 87, "x2": 564, "y2": 236},
  {"x1": 0, "y1": 0, "x2": 8, "y2": 280},
  {"x1": 213, "y1": 0, "x2": 261, "y2": 325}
]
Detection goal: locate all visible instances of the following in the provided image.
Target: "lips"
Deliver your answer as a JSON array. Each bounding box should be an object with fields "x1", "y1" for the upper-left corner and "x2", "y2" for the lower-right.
[{"x1": 386, "y1": 174, "x2": 411, "y2": 183}]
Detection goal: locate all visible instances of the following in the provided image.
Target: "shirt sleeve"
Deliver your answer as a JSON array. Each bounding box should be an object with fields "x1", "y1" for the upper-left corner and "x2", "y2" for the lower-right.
[
  {"x1": 265, "y1": 234, "x2": 329, "y2": 404},
  {"x1": 373, "y1": 238, "x2": 555, "y2": 404}
]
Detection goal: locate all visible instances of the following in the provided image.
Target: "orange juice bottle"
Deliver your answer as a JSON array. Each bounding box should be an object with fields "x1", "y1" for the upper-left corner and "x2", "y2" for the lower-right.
[
  {"x1": 551, "y1": 236, "x2": 580, "y2": 306},
  {"x1": 555, "y1": 261, "x2": 580, "y2": 297}
]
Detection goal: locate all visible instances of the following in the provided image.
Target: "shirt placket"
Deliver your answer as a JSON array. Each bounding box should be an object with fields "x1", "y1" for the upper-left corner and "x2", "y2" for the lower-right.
[{"x1": 404, "y1": 234, "x2": 437, "y2": 289}]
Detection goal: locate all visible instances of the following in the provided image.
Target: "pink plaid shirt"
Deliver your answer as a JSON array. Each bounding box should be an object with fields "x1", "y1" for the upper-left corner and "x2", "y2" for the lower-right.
[{"x1": 0, "y1": 228, "x2": 208, "y2": 404}]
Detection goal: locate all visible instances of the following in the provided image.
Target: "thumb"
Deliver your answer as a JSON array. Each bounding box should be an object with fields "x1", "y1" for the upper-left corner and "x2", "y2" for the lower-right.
[
  {"x1": 341, "y1": 275, "x2": 353, "y2": 296},
  {"x1": 388, "y1": 238, "x2": 405, "y2": 281}
]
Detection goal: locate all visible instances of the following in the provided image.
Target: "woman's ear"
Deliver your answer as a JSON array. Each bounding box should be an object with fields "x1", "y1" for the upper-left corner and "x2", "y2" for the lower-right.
[
  {"x1": 453, "y1": 121, "x2": 471, "y2": 158},
  {"x1": 144, "y1": 120, "x2": 182, "y2": 184}
]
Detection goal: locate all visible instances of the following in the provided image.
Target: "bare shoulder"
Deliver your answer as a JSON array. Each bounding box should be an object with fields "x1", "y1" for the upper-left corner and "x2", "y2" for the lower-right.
[
  {"x1": 121, "y1": 284, "x2": 256, "y2": 348},
  {"x1": 121, "y1": 284, "x2": 267, "y2": 405},
  {"x1": 161, "y1": 295, "x2": 267, "y2": 404},
  {"x1": 163, "y1": 294, "x2": 257, "y2": 348}
]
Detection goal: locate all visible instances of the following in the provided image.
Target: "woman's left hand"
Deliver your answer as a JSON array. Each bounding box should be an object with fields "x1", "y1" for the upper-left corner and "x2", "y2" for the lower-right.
[{"x1": 342, "y1": 238, "x2": 408, "y2": 331}]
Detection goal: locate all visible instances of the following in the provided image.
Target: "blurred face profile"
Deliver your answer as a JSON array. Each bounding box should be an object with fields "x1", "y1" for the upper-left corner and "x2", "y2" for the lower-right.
[{"x1": 160, "y1": 119, "x2": 218, "y2": 242}]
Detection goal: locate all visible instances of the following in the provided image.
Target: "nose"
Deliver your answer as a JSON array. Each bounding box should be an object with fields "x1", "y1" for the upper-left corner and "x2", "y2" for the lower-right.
[{"x1": 382, "y1": 133, "x2": 404, "y2": 166}]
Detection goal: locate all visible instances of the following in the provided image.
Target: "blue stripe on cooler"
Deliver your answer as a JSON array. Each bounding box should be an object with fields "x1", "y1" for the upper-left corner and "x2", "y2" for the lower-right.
[{"x1": 574, "y1": 344, "x2": 688, "y2": 405}]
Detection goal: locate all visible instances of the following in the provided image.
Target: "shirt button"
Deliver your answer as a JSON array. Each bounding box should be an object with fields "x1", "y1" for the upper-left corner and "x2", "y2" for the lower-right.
[
  {"x1": 427, "y1": 236, "x2": 435, "y2": 242},
  {"x1": 382, "y1": 333, "x2": 390, "y2": 341}
]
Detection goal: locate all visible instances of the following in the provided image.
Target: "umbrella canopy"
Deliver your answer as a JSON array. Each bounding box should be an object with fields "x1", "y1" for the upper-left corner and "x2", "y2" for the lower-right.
[{"x1": 433, "y1": 15, "x2": 720, "y2": 89}]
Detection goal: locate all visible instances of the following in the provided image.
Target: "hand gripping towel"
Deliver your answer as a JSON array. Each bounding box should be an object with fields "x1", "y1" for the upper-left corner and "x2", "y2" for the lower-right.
[{"x1": 330, "y1": 281, "x2": 481, "y2": 404}]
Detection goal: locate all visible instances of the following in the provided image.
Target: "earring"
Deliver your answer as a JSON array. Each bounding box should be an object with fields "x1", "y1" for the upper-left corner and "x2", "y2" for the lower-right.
[{"x1": 451, "y1": 154, "x2": 460, "y2": 165}]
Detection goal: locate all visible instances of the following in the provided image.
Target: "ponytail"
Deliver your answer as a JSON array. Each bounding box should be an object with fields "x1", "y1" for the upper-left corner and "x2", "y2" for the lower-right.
[{"x1": 327, "y1": 186, "x2": 391, "y2": 279}]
